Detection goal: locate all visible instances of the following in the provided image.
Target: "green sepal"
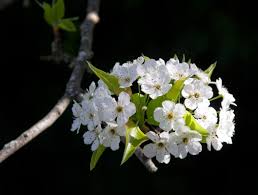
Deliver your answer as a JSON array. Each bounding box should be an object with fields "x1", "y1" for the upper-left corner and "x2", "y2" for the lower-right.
[
  {"x1": 58, "y1": 19, "x2": 76, "y2": 32},
  {"x1": 184, "y1": 111, "x2": 209, "y2": 140},
  {"x1": 121, "y1": 121, "x2": 148, "y2": 165},
  {"x1": 204, "y1": 62, "x2": 217, "y2": 78},
  {"x1": 87, "y1": 62, "x2": 130, "y2": 96},
  {"x1": 166, "y1": 77, "x2": 186, "y2": 102},
  {"x1": 90, "y1": 145, "x2": 105, "y2": 171},
  {"x1": 146, "y1": 96, "x2": 166, "y2": 126}
]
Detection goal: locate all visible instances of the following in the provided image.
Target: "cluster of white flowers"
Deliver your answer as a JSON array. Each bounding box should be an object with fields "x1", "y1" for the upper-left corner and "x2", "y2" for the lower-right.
[{"x1": 71, "y1": 55, "x2": 236, "y2": 168}]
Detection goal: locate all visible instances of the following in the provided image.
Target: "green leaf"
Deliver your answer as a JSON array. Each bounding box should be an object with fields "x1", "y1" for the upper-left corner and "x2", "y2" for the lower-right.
[
  {"x1": 121, "y1": 121, "x2": 148, "y2": 164},
  {"x1": 146, "y1": 96, "x2": 166, "y2": 125},
  {"x1": 87, "y1": 62, "x2": 127, "y2": 95},
  {"x1": 182, "y1": 54, "x2": 186, "y2": 62},
  {"x1": 42, "y1": 2, "x2": 54, "y2": 25},
  {"x1": 58, "y1": 19, "x2": 76, "y2": 32},
  {"x1": 90, "y1": 145, "x2": 105, "y2": 171},
  {"x1": 184, "y1": 111, "x2": 209, "y2": 137},
  {"x1": 166, "y1": 77, "x2": 186, "y2": 102},
  {"x1": 131, "y1": 93, "x2": 146, "y2": 127},
  {"x1": 52, "y1": 0, "x2": 65, "y2": 21},
  {"x1": 142, "y1": 54, "x2": 150, "y2": 61},
  {"x1": 204, "y1": 62, "x2": 217, "y2": 78}
]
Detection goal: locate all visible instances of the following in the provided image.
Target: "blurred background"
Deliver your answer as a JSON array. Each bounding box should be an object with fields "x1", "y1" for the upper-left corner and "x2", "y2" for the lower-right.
[{"x1": 0, "y1": 0, "x2": 257, "y2": 194}]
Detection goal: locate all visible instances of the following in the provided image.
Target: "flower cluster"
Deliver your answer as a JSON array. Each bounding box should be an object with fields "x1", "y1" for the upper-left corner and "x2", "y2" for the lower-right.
[{"x1": 71, "y1": 55, "x2": 236, "y2": 169}]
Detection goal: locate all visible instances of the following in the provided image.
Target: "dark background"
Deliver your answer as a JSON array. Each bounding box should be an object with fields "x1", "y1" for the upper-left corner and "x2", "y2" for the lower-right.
[{"x1": 0, "y1": 0, "x2": 257, "y2": 194}]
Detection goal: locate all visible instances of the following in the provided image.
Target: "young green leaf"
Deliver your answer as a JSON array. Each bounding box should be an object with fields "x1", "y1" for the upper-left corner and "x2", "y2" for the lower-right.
[
  {"x1": 52, "y1": 0, "x2": 65, "y2": 21},
  {"x1": 42, "y1": 2, "x2": 54, "y2": 25},
  {"x1": 141, "y1": 54, "x2": 150, "y2": 61},
  {"x1": 204, "y1": 62, "x2": 217, "y2": 78},
  {"x1": 58, "y1": 19, "x2": 76, "y2": 32},
  {"x1": 146, "y1": 96, "x2": 166, "y2": 126},
  {"x1": 166, "y1": 77, "x2": 186, "y2": 102},
  {"x1": 90, "y1": 145, "x2": 105, "y2": 171},
  {"x1": 121, "y1": 121, "x2": 148, "y2": 165},
  {"x1": 131, "y1": 93, "x2": 146, "y2": 127},
  {"x1": 87, "y1": 62, "x2": 129, "y2": 96},
  {"x1": 184, "y1": 111, "x2": 208, "y2": 138}
]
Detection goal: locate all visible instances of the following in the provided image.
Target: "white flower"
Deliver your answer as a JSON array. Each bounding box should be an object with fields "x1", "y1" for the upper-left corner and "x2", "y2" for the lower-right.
[
  {"x1": 206, "y1": 125, "x2": 223, "y2": 151},
  {"x1": 215, "y1": 78, "x2": 236, "y2": 109},
  {"x1": 143, "y1": 131, "x2": 178, "y2": 164},
  {"x1": 216, "y1": 108, "x2": 235, "y2": 144},
  {"x1": 95, "y1": 79, "x2": 112, "y2": 97},
  {"x1": 138, "y1": 60, "x2": 172, "y2": 99},
  {"x1": 189, "y1": 63, "x2": 210, "y2": 84},
  {"x1": 71, "y1": 101, "x2": 83, "y2": 133},
  {"x1": 99, "y1": 122, "x2": 125, "y2": 151},
  {"x1": 154, "y1": 100, "x2": 186, "y2": 131},
  {"x1": 83, "y1": 81, "x2": 96, "y2": 102},
  {"x1": 166, "y1": 59, "x2": 191, "y2": 80},
  {"x1": 171, "y1": 126, "x2": 202, "y2": 159},
  {"x1": 194, "y1": 103, "x2": 217, "y2": 129},
  {"x1": 83, "y1": 125, "x2": 103, "y2": 151},
  {"x1": 112, "y1": 62, "x2": 138, "y2": 88},
  {"x1": 182, "y1": 79, "x2": 213, "y2": 110},
  {"x1": 80, "y1": 100, "x2": 101, "y2": 131},
  {"x1": 100, "y1": 92, "x2": 136, "y2": 125}
]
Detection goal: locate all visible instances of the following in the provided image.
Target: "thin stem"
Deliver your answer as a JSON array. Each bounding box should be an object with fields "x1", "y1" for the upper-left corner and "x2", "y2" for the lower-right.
[{"x1": 209, "y1": 95, "x2": 223, "y2": 102}]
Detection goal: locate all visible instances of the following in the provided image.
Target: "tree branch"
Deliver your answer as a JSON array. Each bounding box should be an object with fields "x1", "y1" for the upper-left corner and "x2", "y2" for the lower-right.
[
  {"x1": 0, "y1": 0, "x2": 100, "y2": 163},
  {"x1": 0, "y1": 0, "x2": 158, "y2": 172}
]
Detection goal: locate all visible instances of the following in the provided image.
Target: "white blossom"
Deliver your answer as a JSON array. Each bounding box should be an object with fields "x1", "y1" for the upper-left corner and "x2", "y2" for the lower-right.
[
  {"x1": 82, "y1": 81, "x2": 96, "y2": 102},
  {"x1": 100, "y1": 92, "x2": 136, "y2": 125},
  {"x1": 216, "y1": 108, "x2": 235, "y2": 144},
  {"x1": 83, "y1": 125, "x2": 103, "y2": 151},
  {"x1": 81, "y1": 100, "x2": 101, "y2": 131},
  {"x1": 100, "y1": 122, "x2": 125, "y2": 151},
  {"x1": 138, "y1": 59, "x2": 171, "y2": 99},
  {"x1": 154, "y1": 100, "x2": 186, "y2": 131},
  {"x1": 143, "y1": 131, "x2": 178, "y2": 164},
  {"x1": 71, "y1": 101, "x2": 83, "y2": 133},
  {"x1": 206, "y1": 125, "x2": 223, "y2": 151},
  {"x1": 194, "y1": 103, "x2": 217, "y2": 129},
  {"x1": 171, "y1": 126, "x2": 202, "y2": 159},
  {"x1": 166, "y1": 59, "x2": 191, "y2": 80},
  {"x1": 182, "y1": 79, "x2": 213, "y2": 110},
  {"x1": 112, "y1": 62, "x2": 138, "y2": 88},
  {"x1": 216, "y1": 78, "x2": 236, "y2": 109}
]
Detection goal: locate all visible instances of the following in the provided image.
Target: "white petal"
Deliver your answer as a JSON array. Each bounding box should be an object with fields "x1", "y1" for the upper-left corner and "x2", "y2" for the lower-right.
[
  {"x1": 212, "y1": 138, "x2": 223, "y2": 151},
  {"x1": 146, "y1": 131, "x2": 159, "y2": 142},
  {"x1": 162, "y1": 100, "x2": 175, "y2": 112},
  {"x1": 188, "y1": 142, "x2": 202, "y2": 155},
  {"x1": 125, "y1": 102, "x2": 136, "y2": 117},
  {"x1": 156, "y1": 148, "x2": 170, "y2": 164},
  {"x1": 110, "y1": 136, "x2": 120, "y2": 151},
  {"x1": 91, "y1": 139, "x2": 100, "y2": 151},
  {"x1": 83, "y1": 131, "x2": 96, "y2": 145},
  {"x1": 118, "y1": 92, "x2": 130, "y2": 106},
  {"x1": 184, "y1": 98, "x2": 197, "y2": 110},
  {"x1": 159, "y1": 132, "x2": 170, "y2": 141},
  {"x1": 166, "y1": 142, "x2": 178, "y2": 157},
  {"x1": 71, "y1": 118, "x2": 81, "y2": 133},
  {"x1": 178, "y1": 144, "x2": 188, "y2": 159},
  {"x1": 174, "y1": 103, "x2": 186, "y2": 116},
  {"x1": 143, "y1": 143, "x2": 157, "y2": 158},
  {"x1": 159, "y1": 120, "x2": 173, "y2": 131},
  {"x1": 154, "y1": 107, "x2": 165, "y2": 123},
  {"x1": 117, "y1": 113, "x2": 128, "y2": 126}
]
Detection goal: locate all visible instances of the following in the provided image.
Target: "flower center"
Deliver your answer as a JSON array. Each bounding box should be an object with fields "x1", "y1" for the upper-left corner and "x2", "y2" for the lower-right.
[
  {"x1": 167, "y1": 112, "x2": 174, "y2": 120},
  {"x1": 182, "y1": 137, "x2": 189, "y2": 144},
  {"x1": 157, "y1": 142, "x2": 165, "y2": 148},
  {"x1": 194, "y1": 93, "x2": 200, "y2": 98},
  {"x1": 154, "y1": 84, "x2": 161, "y2": 90},
  {"x1": 89, "y1": 113, "x2": 94, "y2": 119},
  {"x1": 202, "y1": 115, "x2": 207, "y2": 120},
  {"x1": 116, "y1": 106, "x2": 123, "y2": 113},
  {"x1": 110, "y1": 128, "x2": 116, "y2": 135},
  {"x1": 124, "y1": 77, "x2": 131, "y2": 83}
]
